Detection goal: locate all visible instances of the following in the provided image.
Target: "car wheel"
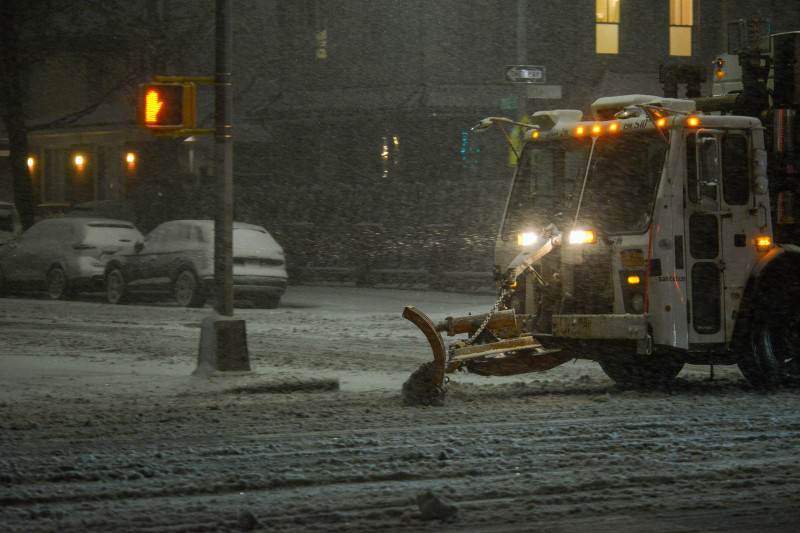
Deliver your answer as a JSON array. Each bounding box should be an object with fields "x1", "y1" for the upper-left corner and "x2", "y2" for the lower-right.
[
  {"x1": 106, "y1": 268, "x2": 127, "y2": 305},
  {"x1": 46, "y1": 267, "x2": 70, "y2": 300},
  {"x1": 174, "y1": 269, "x2": 206, "y2": 308},
  {"x1": 254, "y1": 294, "x2": 281, "y2": 309}
]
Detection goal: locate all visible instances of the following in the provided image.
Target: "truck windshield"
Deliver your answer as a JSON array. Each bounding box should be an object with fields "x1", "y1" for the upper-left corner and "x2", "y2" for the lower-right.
[
  {"x1": 501, "y1": 137, "x2": 591, "y2": 239},
  {"x1": 575, "y1": 131, "x2": 666, "y2": 234},
  {"x1": 502, "y1": 130, "x2": 666, "y2": 239}
]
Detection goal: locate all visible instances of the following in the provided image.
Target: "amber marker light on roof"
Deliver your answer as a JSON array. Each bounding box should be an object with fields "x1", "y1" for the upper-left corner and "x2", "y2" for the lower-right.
[
  {"x1": 608, "y1": 122, "x2": 619, "y2": 133},
  {"x1": 656, "y1": 117, "x2": 667, "y2": 127},
  {"x1": 687, "y1": 116, "x2": 700, "y2": 127},
  {"x1": 575, "y1": 126, "x2": 586, "y2": 136},
  {"x1": 591, "y1": 124, "x2": 602, "y2": 135},
  {"x1": 532, "y1": 131, "x2": 540, "y2": 139}
]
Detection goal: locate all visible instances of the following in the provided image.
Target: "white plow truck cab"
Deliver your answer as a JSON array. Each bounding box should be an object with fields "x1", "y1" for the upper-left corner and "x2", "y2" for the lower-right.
[{"x1": 494, "y1": 93, "x2": 798, "y2": 387}]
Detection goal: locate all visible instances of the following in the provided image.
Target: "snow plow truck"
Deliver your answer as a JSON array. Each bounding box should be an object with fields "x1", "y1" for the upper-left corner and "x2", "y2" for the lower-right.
[{"x1": 402, "y1": 20, "x2": 800, "y2": 405}]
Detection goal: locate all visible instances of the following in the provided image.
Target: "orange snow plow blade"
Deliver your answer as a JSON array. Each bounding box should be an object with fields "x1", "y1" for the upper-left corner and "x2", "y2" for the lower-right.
[
  {"x1": 402, "y1": 305, "x2": 569, "y2": 381},
  {"x1": 402, "y1": 306, "x2": 447, "y2": 387}
]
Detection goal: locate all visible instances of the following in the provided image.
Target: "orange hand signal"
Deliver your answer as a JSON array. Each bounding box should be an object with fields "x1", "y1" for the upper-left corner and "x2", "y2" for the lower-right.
[
  {"x1": 144, "y1": 90, "x2": 165, "y2": 123},
  {"x1": 138, "y1": 82, "x2": 195, "y2": 130}
]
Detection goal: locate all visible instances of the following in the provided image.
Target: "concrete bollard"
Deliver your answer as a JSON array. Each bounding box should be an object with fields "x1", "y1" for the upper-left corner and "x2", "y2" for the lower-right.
[{"x1": 194, "y1": 313, "x2": 250, "y2": 375}]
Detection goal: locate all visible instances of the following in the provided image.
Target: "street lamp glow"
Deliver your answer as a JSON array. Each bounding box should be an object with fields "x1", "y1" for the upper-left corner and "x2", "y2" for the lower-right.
[{"x1": 74, "y1": 155, "x2": 84, "y2": 166}]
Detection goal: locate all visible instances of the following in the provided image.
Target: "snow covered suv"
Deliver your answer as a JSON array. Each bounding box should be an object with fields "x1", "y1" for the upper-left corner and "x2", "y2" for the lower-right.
[
  {"x1": 104, "y1": 220, "x2": 288, "y2": 308},
  {"x1": 0, "y1": 217, "x2": 143, "y2": 299}
]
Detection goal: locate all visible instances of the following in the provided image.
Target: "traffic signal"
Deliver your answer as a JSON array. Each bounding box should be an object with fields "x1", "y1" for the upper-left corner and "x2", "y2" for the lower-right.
[{"x1": 138, "y1": 82, "x2": 196, "y2": 130}]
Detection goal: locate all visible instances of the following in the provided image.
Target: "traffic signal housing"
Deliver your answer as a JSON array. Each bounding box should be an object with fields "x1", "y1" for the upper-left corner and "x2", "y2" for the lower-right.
[{"x1": 138, "y1": 82, "x2": 196, "y2": 131}]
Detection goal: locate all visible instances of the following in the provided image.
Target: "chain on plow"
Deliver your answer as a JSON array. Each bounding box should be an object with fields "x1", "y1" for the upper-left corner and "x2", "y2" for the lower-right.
[
  {"x1": 459, "y1": 263, "x2": 544, "y2": 351},
  {"x1": 459, "y1": 286, "x2": 514, "y2": 350}
]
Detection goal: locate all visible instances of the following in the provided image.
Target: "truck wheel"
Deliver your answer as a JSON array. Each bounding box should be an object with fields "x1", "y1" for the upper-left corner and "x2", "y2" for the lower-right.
[
  {"x1": 739, "y1": 300, "x2": 800, "y2": 388},
  {"x1": 599, "y1": 344, "x2": 684, "y2": 388},
  {"x1": 401, "y1": 361, "x2": 447, "y2": 406},
  {"x1": 174, "y1": 269, "x2": 206, "y2": 308}
]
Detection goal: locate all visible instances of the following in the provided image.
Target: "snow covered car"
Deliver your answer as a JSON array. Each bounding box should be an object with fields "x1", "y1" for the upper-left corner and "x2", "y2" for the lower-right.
[
  {"x1": 104, "y1": 220, "x2": 288, "y2": 308},
  {"x1": 0, "y1": 201, "x2": 22, "y2": 245},
  {"x1": 0, "y1": 217, "x2": 143, "y2": 299}
]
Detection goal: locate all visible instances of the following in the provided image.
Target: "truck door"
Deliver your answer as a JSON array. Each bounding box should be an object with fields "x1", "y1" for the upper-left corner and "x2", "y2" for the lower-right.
[
  {"x1": 717, "y1": 131, "x2": 759, "y2": 341},
  {"x1": 685, "y1": 129, "x2": 758, "y2": 345},
  {"x1": 686, "y1": 130, "x2": 725, "y2": 345}
]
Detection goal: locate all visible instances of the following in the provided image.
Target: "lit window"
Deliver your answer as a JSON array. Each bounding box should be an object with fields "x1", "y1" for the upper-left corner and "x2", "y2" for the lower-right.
[
  {"x1": 381, "y1": 134, "x2": 399, "y2": 178},
  {"x1": 669, "y1": 0, "x2": 693, "y2": 56},
  {"x1": 596, "y1": 0, "x2": 620, "y2": 54}
]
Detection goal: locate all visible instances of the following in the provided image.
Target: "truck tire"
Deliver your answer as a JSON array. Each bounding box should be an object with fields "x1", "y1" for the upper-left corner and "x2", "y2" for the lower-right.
[
  {"x1": 738, "y1": 299, "x2": 800, "y2": 388},
  {"x1": 598, "y1": 343, "x2": 684, "y2": 388}
]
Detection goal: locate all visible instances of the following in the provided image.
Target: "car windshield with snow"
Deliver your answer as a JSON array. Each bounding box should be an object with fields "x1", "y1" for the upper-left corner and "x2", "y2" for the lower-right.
[
  {"x1": 0, "y1": 217, "x2": 143, "y2": 299},
  {"x1": 104, "y1": 219, "x2": 288, "y2": 308}
]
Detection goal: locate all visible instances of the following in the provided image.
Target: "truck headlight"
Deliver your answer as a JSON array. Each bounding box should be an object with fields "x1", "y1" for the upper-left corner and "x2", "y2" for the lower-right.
[
  {"x1": 517, "y1": 232, "x2": 538, "y2": 247},
  {"x1": 568, "y1": 230, "x2": 597, "y2": 244}
]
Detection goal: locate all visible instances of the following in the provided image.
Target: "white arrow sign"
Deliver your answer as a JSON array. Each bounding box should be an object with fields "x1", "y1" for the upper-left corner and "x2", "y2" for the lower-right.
[{"x1": 505, "y1": 65, "x2": 546, "y2": 83}]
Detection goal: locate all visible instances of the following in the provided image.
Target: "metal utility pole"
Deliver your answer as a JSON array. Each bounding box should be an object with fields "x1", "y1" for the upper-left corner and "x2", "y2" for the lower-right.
[
  {"x1": 214, "y1": 0, "x2": 234, "y2": 316},
  {"x1": 195, "y1": 0, "x2": 250, "y2": 375},
  {"x1": 516, "y1": 0, "x2": 527, "y2": 119}
]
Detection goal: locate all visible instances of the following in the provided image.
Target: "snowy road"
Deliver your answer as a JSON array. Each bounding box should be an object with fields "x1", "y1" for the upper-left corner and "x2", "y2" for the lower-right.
[{"x1": 1, "y1": 286, "x2": 800, "y2": 532}]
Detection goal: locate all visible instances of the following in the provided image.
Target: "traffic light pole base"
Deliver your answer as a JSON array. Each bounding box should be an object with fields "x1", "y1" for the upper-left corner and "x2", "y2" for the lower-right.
[{"x1": 194, "y1": 313, "x2": 250, "y2": 375}]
